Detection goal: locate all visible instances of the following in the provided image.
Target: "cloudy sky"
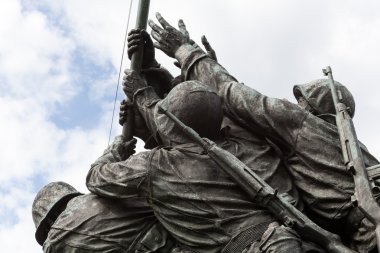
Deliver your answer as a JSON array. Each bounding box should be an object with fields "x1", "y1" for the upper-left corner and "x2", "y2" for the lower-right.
[{"x1": 1, "y1": 0, "x2": 380, "y2": 251}]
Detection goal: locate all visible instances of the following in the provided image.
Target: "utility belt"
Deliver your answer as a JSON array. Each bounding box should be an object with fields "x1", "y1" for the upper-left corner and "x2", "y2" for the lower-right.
[
  {"x1": 222, "y1": 221, "x2": 272, "y2": 253},
  {"x1": 222, "y1": 192, "x2": 296, "y2": 253}
]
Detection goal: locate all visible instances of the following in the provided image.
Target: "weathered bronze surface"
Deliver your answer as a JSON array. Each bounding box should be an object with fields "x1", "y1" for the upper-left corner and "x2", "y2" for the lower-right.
[
  {"x1": 158, "y1": 104, "x2": 355, "y2": 253},
  {"x1": 32, "y1": 9, "x2": 380, "y2": 253},
  {"x1": 324, "y1": 66, "x2": 380, "y2": 252}
]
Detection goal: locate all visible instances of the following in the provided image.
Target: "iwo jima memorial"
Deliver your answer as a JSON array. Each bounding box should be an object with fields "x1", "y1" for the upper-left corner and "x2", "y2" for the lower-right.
[{"x1": 31, "y1": 1, "x2": 380, "y2": 252}]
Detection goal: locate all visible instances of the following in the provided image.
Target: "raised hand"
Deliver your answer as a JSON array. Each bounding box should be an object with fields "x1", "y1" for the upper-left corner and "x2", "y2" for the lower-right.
[
  {"x1": 201, "y1": 35, "x2": 217, "y2": 62},
  {"x1": 111, "y1": 135, "x2": 137, "y2": 161},
  {"x1": 149, "y1": 13, "x2": 190, "y2": 58}
]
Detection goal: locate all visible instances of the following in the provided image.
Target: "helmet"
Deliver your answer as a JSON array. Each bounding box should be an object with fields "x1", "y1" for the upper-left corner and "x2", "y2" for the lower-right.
[
  {"x1": 293, "y1": 79, "x2": 355, "y2": 117},
  {"x1": 156, "y1": 80, "x2": 223, "y2": 145},
  {"x1": 32, "y1": 182, "x2": 82, "y2": 245}
]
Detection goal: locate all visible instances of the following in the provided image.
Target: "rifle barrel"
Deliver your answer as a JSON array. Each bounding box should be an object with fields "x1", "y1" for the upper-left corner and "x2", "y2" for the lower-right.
[{"x1": 323, "y1": 66, "x2": 380, "y2": 252}]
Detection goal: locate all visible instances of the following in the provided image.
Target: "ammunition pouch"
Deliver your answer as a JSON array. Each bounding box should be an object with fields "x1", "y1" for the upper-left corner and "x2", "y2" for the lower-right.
[
  {"x1": 222, "y1": 221, "x2": 272, "y2": 253},
  {"x1": 367, "y1": 164, "x2": 380, "y2": 198},
  {"x1": 342, "y1": 164, "x2": 380, "y2": 242},
  {"x1": 343, "y1": 206, "x2": 366, "y2": 240},
  {"x1": 136, "y1": 223, "x2": 175, "y2": 253}
]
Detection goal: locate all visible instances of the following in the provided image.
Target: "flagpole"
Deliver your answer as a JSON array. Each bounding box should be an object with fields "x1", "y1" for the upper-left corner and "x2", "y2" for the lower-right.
[{"x1": 122, "y1": 0, "x2": 151, "y2": 140}]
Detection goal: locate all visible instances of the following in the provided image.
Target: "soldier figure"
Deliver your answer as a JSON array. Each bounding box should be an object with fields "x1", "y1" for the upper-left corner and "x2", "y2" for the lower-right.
[
  {"x1": 32, "y1": 180, "x2": 178, "y2": 252},
  {"x1": 147, "y1": 13, "x2": 379, "y2": 252},
  {"x1": 31, "y1": 10, "x2": 380, "y2": 253},
  {"x1": 124, "y1": 28, "x2": 301, "y2": 210},
  {"x1": 87, "y1": 78, "x2": 309, "y2": 252},
  {"x1": 30, "y1": 28, "x2": 227, "y2": 253}
]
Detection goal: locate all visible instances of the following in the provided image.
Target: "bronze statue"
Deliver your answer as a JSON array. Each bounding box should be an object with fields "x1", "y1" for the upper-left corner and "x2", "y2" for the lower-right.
[
  {"x1": 31, "y1": 7, "x2": 380, "y2": 253},
  {"x1": 87, "y1": 79, "x2": 308, "y2": 252},
  {"x1": 147, "y1": 12, "x2": 380, "y2": 252}
]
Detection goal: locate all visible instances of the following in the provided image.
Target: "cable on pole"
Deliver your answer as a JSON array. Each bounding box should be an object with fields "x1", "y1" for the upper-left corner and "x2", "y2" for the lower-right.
[{"x1": 108, "y1": 0, "x2": 134, "y2": 146}]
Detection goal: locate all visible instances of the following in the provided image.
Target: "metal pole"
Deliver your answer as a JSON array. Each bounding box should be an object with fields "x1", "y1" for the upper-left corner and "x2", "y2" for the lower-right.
[{"x1": 122, "y1": 0, "x2": 151, "y2": 139}]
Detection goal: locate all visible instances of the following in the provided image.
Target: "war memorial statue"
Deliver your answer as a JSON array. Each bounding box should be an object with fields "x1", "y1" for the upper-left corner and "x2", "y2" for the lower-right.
[{"x1": 32, "y1": 4, "x2": 380, "y2": 253}]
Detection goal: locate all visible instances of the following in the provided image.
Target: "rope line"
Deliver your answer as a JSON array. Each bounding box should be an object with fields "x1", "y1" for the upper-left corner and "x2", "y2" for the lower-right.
[{"x1": 108, "y1": 0, "x2": 134, "y2": 146}]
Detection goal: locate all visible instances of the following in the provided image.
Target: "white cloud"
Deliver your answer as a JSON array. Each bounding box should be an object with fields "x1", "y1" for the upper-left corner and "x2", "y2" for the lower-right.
[
  {"x1": 27, "y1": 0, "x2": 136, "y2": 67},
  {"x1": 0, "y1": 1, "x2": 114, "y2": 250},
  {"x1": 0, "y1": 1, "x2": 75, "y2": 105},
  {"x1": 0, "y1": 204, "x2": 41, "y2": 252}
]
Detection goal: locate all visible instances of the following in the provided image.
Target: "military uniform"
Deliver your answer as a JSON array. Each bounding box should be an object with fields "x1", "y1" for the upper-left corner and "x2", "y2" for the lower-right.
[
  {"x1": 173, "y1": 44, "x2": 379, "y2": 252},
  {"x1": 32, "y1": 181, "x2": 174, "y2": 253},
  {"x1": 87, "y1": 82, "x2": 303, "y2": 253},
  {"x1": 43, "y1": 194, "x2": 156, "y2": 253}
]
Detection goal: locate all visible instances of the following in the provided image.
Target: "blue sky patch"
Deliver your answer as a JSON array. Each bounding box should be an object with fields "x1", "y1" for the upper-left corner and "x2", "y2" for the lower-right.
[{"x1": 50, "y1": 48, "x2": 116, "y2": 129}]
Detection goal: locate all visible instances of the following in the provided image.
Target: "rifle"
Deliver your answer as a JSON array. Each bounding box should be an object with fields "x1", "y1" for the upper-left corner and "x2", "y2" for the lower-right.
[
  {"x1": 122, "y1": 0, "x2": 150, "y2": 140},
  {"x1": 323, "y1": 66, "x2": 380, "y2": 252},
  {"x1": 158, "y1": 105, "x2": 356, "y2": 253}
]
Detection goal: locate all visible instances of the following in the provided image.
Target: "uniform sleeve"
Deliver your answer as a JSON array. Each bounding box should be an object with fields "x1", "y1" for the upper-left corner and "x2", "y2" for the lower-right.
[
  {"x1": 86, "y1": 137, "x2": 150, "y2": 199},
  {"x1": 133, "y1": 86, "x2": 161, "y2": 137},
  {"x1": 175, "y1": 44, "x2": 308, "y2": 147}
]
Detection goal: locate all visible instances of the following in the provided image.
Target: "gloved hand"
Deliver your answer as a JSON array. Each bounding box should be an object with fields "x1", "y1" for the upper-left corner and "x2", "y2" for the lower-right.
[
  {"x1": 119, "y1": 99, "x2": 151, "y2": 142},
  {"x1": 127, "y1": 29, "x2": 159, "y2": 69},
  {"x1": 201, "y1": 35, "x2": 217, "y2": 62},
  {"x1": 149, "y1": 12, "x2": 190, "y2": 58},
  {"x1": 111, "y1": 135, "x2": 137, "y2": 161},
  {"x1": 122, "y1": 69, "x2": 147, "y2": 100}
]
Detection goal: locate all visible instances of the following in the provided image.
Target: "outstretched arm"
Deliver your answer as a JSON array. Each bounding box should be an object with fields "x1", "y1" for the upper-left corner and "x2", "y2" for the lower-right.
[
  {"x1": 148, "y1": 13, "x2": 234, "y2": 86},
  {"x1": 149, "y1": 13, "x2": 306, "y2": 147}
]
